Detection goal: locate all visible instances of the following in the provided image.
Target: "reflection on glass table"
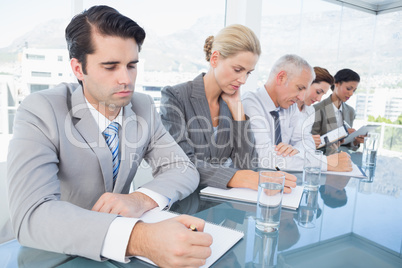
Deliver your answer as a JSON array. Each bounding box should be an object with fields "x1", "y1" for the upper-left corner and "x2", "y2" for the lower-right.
[{"x1": 1, "y1": 152, "x2": 402, "y2": 267}]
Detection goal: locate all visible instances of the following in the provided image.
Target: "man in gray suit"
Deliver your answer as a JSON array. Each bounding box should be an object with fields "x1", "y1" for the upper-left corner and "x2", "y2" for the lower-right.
[{"x1": 7, "y1": 5, "x2": 212, "y2": 267}]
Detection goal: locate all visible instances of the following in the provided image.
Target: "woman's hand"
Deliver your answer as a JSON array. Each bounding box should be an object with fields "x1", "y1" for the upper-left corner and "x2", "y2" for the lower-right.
[
  {"x1": 312, "y1": 135, "x2": 321, "y2": 149},
  {"x1": 221, "y1": 90, "x2": 246, "y2": 121}
]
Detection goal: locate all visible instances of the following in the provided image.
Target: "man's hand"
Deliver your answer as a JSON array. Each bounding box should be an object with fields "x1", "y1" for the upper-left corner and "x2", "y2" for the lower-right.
[
  {"x1": 228, "y1": 170, "x2": 297, "y2": 193},
  {"x1": 92, "y1": 192, "x2": 157, "y2": 217},
  {"x1": 326, "y1": 151, "x2": 352, "y2": 172},
  {"x1": 282, "y1": 172, "x2": 297, "y2": 194},
  {"x1": 127, "y1": 215, "x2": 213, "y2": 268},
  {"x1": 275, "y1": 143, "x2": 299, "y2": 157},
  {"x1": 312, "y1": 135, "x2": 321, "y2": 149}
]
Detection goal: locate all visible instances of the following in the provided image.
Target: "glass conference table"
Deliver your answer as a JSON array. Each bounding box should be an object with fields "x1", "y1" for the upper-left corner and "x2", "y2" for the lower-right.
[{"x1": 1, "y1": 150, "x2": 402, "y2": 267}]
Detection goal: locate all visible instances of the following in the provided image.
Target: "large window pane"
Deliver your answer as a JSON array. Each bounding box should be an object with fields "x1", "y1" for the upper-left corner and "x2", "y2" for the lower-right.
[
  {"x1": 83, "y1": 0, "x2": 226, "y2": 106},
  {"x1": 0, "y1": 0, "x2": 225, "y2": 243}
]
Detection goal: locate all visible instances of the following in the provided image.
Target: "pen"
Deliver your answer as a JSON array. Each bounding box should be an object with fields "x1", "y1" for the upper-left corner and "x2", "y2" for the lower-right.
[
  {"x1": 189, "y1": 224, "x2": 198, "y2": 232},
  {"x1": 275, "y1": 166, "x2": 280, "y2": 171},
  {"x1": 343, "y1": 120, "x2": 352, "y2": 129}
]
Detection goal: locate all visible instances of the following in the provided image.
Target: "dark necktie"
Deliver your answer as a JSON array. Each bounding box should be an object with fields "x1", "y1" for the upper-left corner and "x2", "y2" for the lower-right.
[
  {"x1": 270, "y1": 110, "x2": 282, "y2": 145},
  {"x1": 104, "y1": 122, "x2": 120, "y2": 184}
]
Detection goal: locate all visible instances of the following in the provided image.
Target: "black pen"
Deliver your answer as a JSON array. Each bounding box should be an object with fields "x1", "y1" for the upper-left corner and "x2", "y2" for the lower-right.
[
  {"x1": 189, "y1": 224, "x2": 198, "y2": 232},
  {"x1": 275, "y1": 166, "x2": 280, "y2": 171}
]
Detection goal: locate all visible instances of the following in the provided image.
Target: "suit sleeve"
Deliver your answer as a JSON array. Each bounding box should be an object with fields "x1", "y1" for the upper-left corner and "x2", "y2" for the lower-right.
[
  {"x1": 7, "y1": 93, "x2": 117, "y2": 261},
  {"x1": 159, "y1": 86, "x2": 239, "y2": 189},
  {"x1": 311, "y1": 104, "x2": 324, "y2": 135},
  {"x1": 139, "y1": 94, "x2": 200, "y2": 203},
  {"x1": 230, "y1": 114, "x2": 259, "y2": 171}
]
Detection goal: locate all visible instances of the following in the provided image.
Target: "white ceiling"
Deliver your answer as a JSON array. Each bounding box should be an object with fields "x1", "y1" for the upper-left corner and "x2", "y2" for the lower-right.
[{"x1": 324, "y1": 0, "x2": 402, "y2": 14}]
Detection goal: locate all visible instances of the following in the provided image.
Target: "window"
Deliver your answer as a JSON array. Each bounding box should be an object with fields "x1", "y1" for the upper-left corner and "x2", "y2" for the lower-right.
[
  {"x1": 31, "y1": 71, "x2": 51, "y2": 78},
  {"x1": 30, "y1": 84, "x2": 50, "y2": 93},
  {"x1": 26, "y1": 54, "x2": 45, "y2": 60}
]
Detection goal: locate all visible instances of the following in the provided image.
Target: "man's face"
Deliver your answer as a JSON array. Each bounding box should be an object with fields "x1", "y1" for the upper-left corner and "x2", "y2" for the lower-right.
[
  {"x1": 74, "y1": 32, "x2": 139, "y2": 119},
  {"x1": 277, "y1": 69, "x2": 313, "y2": 109}
]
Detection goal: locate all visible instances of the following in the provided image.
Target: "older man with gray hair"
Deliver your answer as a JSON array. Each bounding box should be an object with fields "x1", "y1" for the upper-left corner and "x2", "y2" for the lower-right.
[{"x1": 243, "y1": 54, "x2": 351, "y2": 172}]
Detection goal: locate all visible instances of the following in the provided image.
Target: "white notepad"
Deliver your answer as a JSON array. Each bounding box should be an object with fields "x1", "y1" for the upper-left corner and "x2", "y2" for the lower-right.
[
  {"x1": 134, "y1": 208, "x2": 244, "y2": 267},
  {"x1": 322, "y1": 162, "x2": 367, "y2": 178},
  {"x1": 317, "y1": 125, "x2": 349, "y2": 149},
  {"x1": 199, "y1": 185, "x2": 304, "y2": 210}
]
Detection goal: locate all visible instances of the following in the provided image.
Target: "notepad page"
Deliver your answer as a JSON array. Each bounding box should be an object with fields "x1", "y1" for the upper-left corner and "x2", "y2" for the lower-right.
[
  {"x1": 200, "y1": 185, "x2": 304, "y2": 210},
  {"x1": 322, "y1": 162, "x2": 366, "y2": 178},
  {"x1": 133, "y1": 208, "x2": 244, "y2": 267}
]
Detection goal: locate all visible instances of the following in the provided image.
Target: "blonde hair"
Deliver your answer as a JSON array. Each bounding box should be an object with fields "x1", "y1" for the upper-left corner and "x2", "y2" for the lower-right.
[{"x1": 203, "y1": 24, "x2": 261, "y2": 62}]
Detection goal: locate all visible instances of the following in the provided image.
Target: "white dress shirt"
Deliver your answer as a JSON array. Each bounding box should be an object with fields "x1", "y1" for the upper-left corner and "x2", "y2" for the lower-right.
[
  {"x1": 333, "y1": 103, "x2": 344, "y2": 128},
  {"x1": 85, "y1": 99, "x2": 169, "y2": 263},
  {"x1": 294, "y1": 104, "x2": 328, "y2": 170},
  {"x1": 242, "y1": 87, "x2": 327, "y2": 171}
]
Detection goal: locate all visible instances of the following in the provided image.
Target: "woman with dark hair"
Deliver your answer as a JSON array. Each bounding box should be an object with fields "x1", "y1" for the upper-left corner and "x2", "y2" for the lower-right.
[
  {"x1": 294, "y1": 67, "x2": 352, "y2": 172},
  {"x1": 297, "y1": 67, "x2": 334, "y2": 148},
  {"x1": 312, "y1": 68, "x2": 364, "y2": 155}
]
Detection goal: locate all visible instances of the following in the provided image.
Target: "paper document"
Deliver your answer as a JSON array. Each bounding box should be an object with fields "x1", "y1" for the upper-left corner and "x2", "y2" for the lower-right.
[
  {"x1": 322, "y1": 162, "x2": 366, "y2": 178},
  {"x1": 135, "y1": 208, "x2": 244, "y2": 267},
  {"x1": 200, "y1": 185, "x2": 304, "y2": 210},
  {"x1": 342, "y1": 125, "x2": 379, "y2": 144},
  {"x1": 317, "y1": 125, "x2": 349, "y2": 149}
]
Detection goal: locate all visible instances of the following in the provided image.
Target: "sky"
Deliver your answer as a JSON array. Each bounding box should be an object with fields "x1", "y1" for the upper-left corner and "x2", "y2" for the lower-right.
[{"x1": 0, "y1": 0, "x2": 225, "y2": 48}]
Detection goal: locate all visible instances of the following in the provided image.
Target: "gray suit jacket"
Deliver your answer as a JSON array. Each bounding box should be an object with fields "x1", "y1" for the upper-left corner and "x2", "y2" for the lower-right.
[
  {"x1": 312, "y1": 94, "x2": 357, "y2": 154},
  {"x1": 7, "y1": 83, "x2": 199, "y2": 261},
  {"x1": 159, "y1": 73, "x2": 257, "y2": 189}
]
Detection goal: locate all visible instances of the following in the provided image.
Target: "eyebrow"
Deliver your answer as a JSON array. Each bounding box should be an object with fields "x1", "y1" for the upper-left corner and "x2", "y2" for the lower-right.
[
  {"x1": 234, "y1": 64, "x2": 254, "y2": 72},
  {"x1": 101, "y1": 60, "x2": 139, "y2": 65}
]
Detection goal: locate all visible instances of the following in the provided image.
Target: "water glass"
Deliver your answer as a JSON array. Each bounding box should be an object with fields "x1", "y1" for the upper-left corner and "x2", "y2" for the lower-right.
[
  {"x1": 362, "y1": 133, "x2": 379, "y2": 167},
  {"x1": 256, "y1": 171, "x2": 285, "y2": 233},
  {"x1": 297, "y1": 189, "x2": 319, "y2": 228},
  {"x1": 303, "y1": 150, "x2": 323, "y2": 190}
]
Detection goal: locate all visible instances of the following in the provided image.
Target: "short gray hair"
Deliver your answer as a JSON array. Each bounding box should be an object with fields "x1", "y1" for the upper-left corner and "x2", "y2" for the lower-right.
[{"x1": 268, "y1": 54, "x2": 315, "y2": 83}]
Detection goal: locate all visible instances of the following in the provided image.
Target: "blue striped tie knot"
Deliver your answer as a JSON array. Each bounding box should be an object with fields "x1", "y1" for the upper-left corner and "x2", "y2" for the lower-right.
[{"x1": 104, "y1": 122, "x2": 120, "y2": 184}]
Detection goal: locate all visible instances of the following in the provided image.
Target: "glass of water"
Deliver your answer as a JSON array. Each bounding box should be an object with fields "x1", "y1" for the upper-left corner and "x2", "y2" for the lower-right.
[
  {"x1": 362, "y1": 133, "x2": 380, "y2": 167},
  {"x1": 303, "y1": 150, "x2": 323, "y2": 190},
  {"x1": 256, "y1": 171, "x2": 285, "y2": 233}
]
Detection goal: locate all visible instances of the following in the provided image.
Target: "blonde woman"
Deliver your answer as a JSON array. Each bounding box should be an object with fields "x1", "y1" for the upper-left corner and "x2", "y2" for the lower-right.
[{"x1": 160, "y1": 24, "x2": 296, "y2": 193}]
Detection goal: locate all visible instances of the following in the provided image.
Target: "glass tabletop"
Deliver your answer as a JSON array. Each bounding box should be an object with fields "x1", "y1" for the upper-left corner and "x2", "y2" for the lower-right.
[{"x1": 1, "y1": 151, "x2": 402, "y2": 267}]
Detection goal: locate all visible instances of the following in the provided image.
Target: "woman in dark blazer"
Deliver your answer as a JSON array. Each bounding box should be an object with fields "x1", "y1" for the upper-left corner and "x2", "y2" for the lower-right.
[
  {"x1": 312, "y1": 68, "x2": 364, "y2": 155},
  {"x1": 160, "y1": 24, "x2": 296, "y2": 192}
]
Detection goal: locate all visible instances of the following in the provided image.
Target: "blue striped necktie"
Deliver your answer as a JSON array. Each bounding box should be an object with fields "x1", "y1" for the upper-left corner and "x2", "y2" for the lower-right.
[
  {"x1": 104, "y1": 122, "x2": 120, "y2": 184},
  {"x1": 270, "y1": 110, "x2": 282, "y2": 145}
]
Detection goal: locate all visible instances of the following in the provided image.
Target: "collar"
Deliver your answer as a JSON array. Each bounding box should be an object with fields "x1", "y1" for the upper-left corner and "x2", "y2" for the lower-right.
[
  {"x1": 332, "y1": 102, "x2": 343, "y2": 112},
  {"x1": 257, "y1": 86, "x2": 278, "y2": 113},
  {"x1": 85, "y1": 98, "x2": 123, "y2": 132}
]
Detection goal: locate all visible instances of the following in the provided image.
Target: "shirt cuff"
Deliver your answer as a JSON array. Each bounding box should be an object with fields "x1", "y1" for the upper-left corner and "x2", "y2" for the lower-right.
[
  {"x1": 136, "y1": 188, "x2": 171, "y2": 210},
  {"x1": 101, "y1": 217, "x2": 138, "y2": 263},
  {"x1": 321, "y1": 155, "x2": 328, "y2": 172}
]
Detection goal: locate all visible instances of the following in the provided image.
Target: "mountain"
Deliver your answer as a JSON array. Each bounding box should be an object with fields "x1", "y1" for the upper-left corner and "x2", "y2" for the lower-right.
[{"x1": 0, "y1": 10, "x2": 401, "y2": 76}]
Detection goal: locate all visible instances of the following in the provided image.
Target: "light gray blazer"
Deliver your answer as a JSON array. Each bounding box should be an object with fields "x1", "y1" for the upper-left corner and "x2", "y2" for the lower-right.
[
  {"x1": 7, "y1": 83, "x2": 199, "y2": 261},
  {"x1": 159, "y1": 73, "x2": 257, "y2": 189},
  {"x1": 312, "y1": 94, "x2": 357, "y2": 153}
]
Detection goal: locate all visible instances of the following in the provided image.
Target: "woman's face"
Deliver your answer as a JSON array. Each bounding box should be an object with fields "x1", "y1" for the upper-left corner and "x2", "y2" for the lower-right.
[
  {"x1": 333, "y1": 81, "x2": 359, "y2": 103},
  {"x1": 304, "y1": 81, "x2": 331, "y2": 106},
  {"x1": 213, "y1": 51, "x2": 259, "y2": 95}
]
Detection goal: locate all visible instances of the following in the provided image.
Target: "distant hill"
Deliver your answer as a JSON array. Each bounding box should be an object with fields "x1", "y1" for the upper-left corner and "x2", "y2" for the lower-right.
[{"x1": 0, "y1": 10, "x2": 401, "y2": 76}]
